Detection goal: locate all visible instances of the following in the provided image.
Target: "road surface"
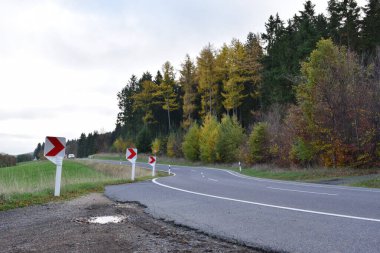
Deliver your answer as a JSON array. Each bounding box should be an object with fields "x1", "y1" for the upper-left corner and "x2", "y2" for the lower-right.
[{"x1": 104, "y1": 161, "x2": 380, "y2": 253}]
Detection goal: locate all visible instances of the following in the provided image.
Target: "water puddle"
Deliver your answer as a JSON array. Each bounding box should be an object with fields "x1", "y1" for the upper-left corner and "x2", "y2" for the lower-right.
[
  {"x1": 74, "y1": 215, "x2": 126, "y2": 224},
  {"x1": 88, "y1": 215, "x2": 125, "y2": 224}
]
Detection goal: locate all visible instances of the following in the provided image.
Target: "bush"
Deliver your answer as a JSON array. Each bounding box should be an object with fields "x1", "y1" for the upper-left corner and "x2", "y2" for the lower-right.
[
  {"x1": 182, "y1": 123, "x2": 200, "y2": 161},
  {"x1": 291, "y1": 138, "x2": 316, "y2": 167},
  {"x1": 215, "y1": 115, "x2": 244, "y2": 162},
  {"x1": 199, "y1": 115, "x2": 219, "y2": 163},
  {"x1": 136, "y1": 126, "x2": 153, "y2": 153},
  {"x1": 248, "y1": 122, "x2": 269, "y2": 163},
  {"x1": 166, "y1": 132, "x2": 183, "y2": 158},
  {"x1": 151, "y1": 138, "x2": 161, "y2": 155}
]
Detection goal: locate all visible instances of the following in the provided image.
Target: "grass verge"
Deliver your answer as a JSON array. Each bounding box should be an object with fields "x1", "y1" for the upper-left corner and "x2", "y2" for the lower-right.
[
  {"x1": 350, "y1": 178, "x2": 380, "y2": 188},
  {"x1": 0, "y1": 160, "x2": 164, "y2": 211},
  {"x1": 92, "y1": 153, "x2": 380, "y2": 187}
]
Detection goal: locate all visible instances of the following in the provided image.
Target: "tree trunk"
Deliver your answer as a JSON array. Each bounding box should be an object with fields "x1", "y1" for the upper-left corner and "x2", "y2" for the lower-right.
[{"x1": 167, "y1": 100, "x2": 171, "y2": 131}]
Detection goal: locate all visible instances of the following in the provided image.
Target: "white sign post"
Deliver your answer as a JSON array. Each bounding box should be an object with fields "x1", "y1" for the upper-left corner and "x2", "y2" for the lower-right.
[
  {"x1": 44, "y1": 136, "x2": 66, "y2": 197},
  {"x1": 126, "y1": 148, "x2": 137, "y2": 181},
  {"x1": 148, "y1": 156, "x2": 156, "y2": 176}
]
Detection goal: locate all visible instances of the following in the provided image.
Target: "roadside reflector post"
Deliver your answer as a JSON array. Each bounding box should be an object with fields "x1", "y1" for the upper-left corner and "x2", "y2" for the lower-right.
[
  {"x1": 126, "y1": 148, "x2": 138, "y2": 181},
  {"x1": 131, "y1": 163, "x2": 136, "y2": 181},
  {"x1": 168, "y1": 165, "x2": 171, "y2": 175},
  {"x1": 54, "y1": 157, "x2": 63, "y2": 196},
  {"x1": 148, "y1": 156, "x2": 156, "y2": 177},
  {"x1": 239, "y1": 161, "x2": 242, "y2": 172},
  {"x1": 44, "y1": 136, "x2": 66, "y2": 197}
]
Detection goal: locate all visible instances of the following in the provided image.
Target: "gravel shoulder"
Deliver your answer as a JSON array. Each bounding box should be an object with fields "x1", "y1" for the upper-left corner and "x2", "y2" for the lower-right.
[{"x1": 0, "y1": 193, "x2": 258, "y2": 253}]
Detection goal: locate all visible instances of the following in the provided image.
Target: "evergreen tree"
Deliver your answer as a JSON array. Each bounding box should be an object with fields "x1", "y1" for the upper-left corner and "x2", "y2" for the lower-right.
[
  {"x1": 215, "y1": 115, "x2": 244, "y2": 162},
  {"x1": 154, "y1": 70, "x2": 163, "y2": 85},
  {"x1": 197, "y1": 44, "x2": 218, "y2": 117},
  {"x1": 180, "y1": 54, "x2": 198, "y2": 128},
  {"x1": 221, "y1": 39, "x2": 247, "y2": 117},
  {"x1": 340, "y1": 0, "x2": 361, "y2": 50},
  {"x1": 361, "y1": 0, "x2": 380, "y2": 54},
  {"x1": 158, "y1": 61, "x2": 179, "y2": 131},
  {"x1": 77, "y1": 133, "x2": 87, "y2": 158},
  {"x1": 116, "y1": 75, "x2": 139, "y2": 138},
  {"x1": 133, "y1": 80, "x2": 159, "y2": 125}
]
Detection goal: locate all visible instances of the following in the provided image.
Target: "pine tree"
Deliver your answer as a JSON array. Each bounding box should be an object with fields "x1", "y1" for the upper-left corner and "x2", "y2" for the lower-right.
[
  {"x1": 180, "y1": 54, "x2": 198, "y2": 128},
  {"x1": 133, "y1": 80, "x2": 159, "y2": 125},
  {"x1": 158, "y1": 61, "x2": 179, "y2": 131},
  {"x1": 221, "y1": 39, "x2": 247, "y2": 117},
  {"x1": 116, "y1": 75, "x2": 139, "y2": 138},
  {"x1": 340, "y1": 0, "x2": 361, "y2": 50},
  {"x1": 197, "y1": 44, "x2": 218, "y2": 117},
  {"x1": 361, "y1": 0, "x2": 380, "y2": 54}
]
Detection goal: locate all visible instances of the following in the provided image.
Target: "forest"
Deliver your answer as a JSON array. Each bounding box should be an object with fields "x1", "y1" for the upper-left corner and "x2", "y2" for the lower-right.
[{"x1": 32, "y1": 0, "x2": 380, "y2": 168}]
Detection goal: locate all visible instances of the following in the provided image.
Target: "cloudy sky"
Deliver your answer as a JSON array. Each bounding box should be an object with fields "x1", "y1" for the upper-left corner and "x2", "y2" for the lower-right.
[{"x1": 0, "y1": 0, "x2": 366, "y2": 155}]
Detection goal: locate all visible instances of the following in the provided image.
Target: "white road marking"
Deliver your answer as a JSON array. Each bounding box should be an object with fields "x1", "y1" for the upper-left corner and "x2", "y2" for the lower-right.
[
  {"x1": 136, "y1": 161, "x2": 380, "y2": 193},
  {"x1": 152, "y1": 178, "x2": 380, "y2": 223},
  {"x1": 208, "y1": 178, "x2": 218, "y2": 182},
  {"x1": 267, "y1": 187, "x2": 338, "y2": 196},
  {"x1": 224, "y1": 170, "x2": 380, "y2": 193}
]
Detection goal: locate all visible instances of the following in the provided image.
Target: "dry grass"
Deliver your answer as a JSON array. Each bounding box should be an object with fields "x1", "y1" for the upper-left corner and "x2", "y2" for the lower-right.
[{"x1": 77, "y1": 160, "x2": 151, "y2": 178}]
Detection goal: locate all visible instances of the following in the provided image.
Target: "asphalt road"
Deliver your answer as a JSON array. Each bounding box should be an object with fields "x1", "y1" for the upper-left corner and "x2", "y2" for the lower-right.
[{"x1": 104, "y1": 161, "x2": 380, "y2": 253}]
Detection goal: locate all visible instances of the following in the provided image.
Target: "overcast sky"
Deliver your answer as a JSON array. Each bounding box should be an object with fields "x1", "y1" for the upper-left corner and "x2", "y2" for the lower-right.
[{"x1": 0, "y1": 0, "x2": 366, "y2": 155}]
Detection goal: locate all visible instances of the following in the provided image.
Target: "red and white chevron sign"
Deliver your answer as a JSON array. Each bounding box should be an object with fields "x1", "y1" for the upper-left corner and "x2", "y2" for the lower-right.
[
  {"x1": 148, "y1": 156, "x2": 156, "y2": 166},
  {"x1": 44, "y1": 136, "x2": 66, "y2": 159},
  {"x1": 126, "y1": 148, "x2": 137, "y2": 162}
]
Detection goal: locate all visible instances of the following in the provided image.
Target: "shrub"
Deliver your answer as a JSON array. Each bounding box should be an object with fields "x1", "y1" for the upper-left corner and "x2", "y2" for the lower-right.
[
  {"x1": 182, "y1": 123, "x2": 200, "y2": 161},
  {"x1": 248, "y1": 122, "x2": 269, "y2": 163},
  {"x1": 215, "y1": 115, "x2": 244, "y2": 162},
  {"x1": 167, "y1": 132, "x2": 183, "y2": 158},
  {"x1": 291, "y1": 138, "x2": 316, "y2": 166},
  {"x1": 151, "y1": 138, "x2": 161, "y2": 155},
  {"x1": 167, "y1": 133, "x2": 176, "y2": 158},
  {"x1": 199, "y1": 115, "x2": 219, "y2": 163}
]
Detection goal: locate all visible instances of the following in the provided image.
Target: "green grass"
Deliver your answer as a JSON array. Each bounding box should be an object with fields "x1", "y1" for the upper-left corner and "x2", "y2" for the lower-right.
[
  {"x1": 233, "y1": 165, "x2": 380, "y2": 183},
  {"x1": 0, "y1": 160, "x2": 164, "y2": 211},
  {"x1": 350, "y1": 178, "x2": 380, "y2": 188}
]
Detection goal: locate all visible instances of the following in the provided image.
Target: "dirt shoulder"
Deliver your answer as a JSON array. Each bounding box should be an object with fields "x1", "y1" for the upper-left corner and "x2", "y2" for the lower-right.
[{"x1": 0, "y1": 193, "x2": 259, "y2": 253}]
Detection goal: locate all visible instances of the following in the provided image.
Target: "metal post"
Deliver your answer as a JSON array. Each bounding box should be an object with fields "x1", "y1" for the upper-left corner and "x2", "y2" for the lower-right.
[{"x1": 152, "y1": 164, "x2": 156, "y2": 177}]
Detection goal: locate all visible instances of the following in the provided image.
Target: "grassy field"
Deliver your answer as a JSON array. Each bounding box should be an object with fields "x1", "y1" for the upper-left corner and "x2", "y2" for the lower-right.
[{"x1": 0, "y1": 160, "x2": 159, "y2": 211}]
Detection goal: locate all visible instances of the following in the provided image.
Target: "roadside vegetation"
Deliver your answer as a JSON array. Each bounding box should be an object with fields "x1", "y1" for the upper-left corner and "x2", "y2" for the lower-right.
[
  {"x1": 0, "y1": 160, "x2": 159, "y2": 211},
  {"x1": 91, "y1": 153, "x2": 380, "y2": 187}
]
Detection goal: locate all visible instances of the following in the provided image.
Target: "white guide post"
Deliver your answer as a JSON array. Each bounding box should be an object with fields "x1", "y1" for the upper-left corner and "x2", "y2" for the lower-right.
[
  {"x1": 44, "y1": 136, "x2": 66, "y2": 197},
  {"x1": 54, "y1": 157, "x2": 63, "y2": 196},
  {"x1": 126, "y1": 148, "x2": 138, "y2": 181},
  {"x1": 148, "y1": 156, "x2": 156, "y2": 177},
  {"x1": 131, "y1": 163, "x2": 136, "y2": 181}
]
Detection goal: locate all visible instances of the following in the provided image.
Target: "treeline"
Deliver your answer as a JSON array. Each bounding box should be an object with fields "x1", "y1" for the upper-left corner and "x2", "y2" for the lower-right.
[
  {"x1": 0, "y1": 153, "x2": 16, "y2": 168},
  {"x1": 33, "y1": 0, "x2": 379, "y2": 168},
  {"x1": 112, "y1": 0, "x2": 380, "y2": 167}
]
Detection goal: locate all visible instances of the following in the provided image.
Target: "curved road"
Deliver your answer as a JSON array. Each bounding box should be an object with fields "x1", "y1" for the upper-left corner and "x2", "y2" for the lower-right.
[{"x1": 104, "y1": 161, "x2": 380, "y2": 253}]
